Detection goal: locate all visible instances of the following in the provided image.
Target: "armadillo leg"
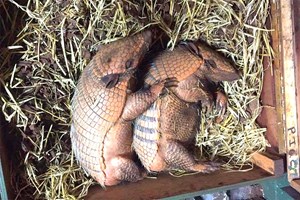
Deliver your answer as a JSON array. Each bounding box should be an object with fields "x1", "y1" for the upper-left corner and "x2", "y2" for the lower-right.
[
  {"x1": 121, "y1": 79, "x2": 177, "y2": 121},
  {"x1": 173, "y1": 74, "x2": 213, "y2": 110},
  {"x1": 174, "y1": 87, "x2": 213, "y2": 108},
  {"x1": 161, "y1": 139, "x2": 219, "y2": 173},
  {"x1": 105, "y1": 156, "x2": 144, "y2": 186}
]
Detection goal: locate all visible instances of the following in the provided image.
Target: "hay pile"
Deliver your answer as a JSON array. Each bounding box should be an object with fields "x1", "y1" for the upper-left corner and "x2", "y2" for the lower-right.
[{"x1": 0, "y1": 0, "x2": 271, "y2": 199}]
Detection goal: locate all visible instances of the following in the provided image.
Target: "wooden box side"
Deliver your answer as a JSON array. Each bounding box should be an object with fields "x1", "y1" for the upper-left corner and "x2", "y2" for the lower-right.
[
  {"x1": 257, "y1": 0, "x2": 284, "y2": 154},
  {"x1": 85, "y1": 167, "x2": 273, "y2": 200},
  {"x1": 281, "y1": 0, "x2": 300, "y2": 181},
  {"x1": 289, "y1": 0, "x2": 300, "y2": 192}
]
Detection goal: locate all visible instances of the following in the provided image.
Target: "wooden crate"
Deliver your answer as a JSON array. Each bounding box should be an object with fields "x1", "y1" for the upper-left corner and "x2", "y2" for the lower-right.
[
  {"x1": 84, "y1": 0, "x2": 299, "y2": 199},
  {"x1": 0, "y1": 0, "x2": 299, "y2": 199}
]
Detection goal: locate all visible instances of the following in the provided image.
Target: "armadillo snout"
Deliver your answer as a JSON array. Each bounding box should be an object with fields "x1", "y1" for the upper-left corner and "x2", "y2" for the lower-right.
[{"x1": 205, "y1": 61, "x2": 241, "y2": 82}]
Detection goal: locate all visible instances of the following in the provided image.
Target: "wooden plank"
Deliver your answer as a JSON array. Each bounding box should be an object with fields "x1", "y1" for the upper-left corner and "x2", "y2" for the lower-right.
[
  {"x1": 250, "y1": 152, "x2": 284, "y2": 176},
  {"x1": 290, "y1": 179, "x2": 300, "y2": 193},
  {"x1": 280, "y1": 0, "x2": 299, "y2": 181},
  {"x1": 294, "y1": 0, "x2": 300, "y2": 183},
  {"x1": 272, "y1": 0, "x2": 285, "y2": 154},
  {"x1": 85, "y1": 167, "x2": 272, "y2": 200},
  {"x1": 257, "y1": 0, "x2": 285, "y2": 154},
  {"x1": 291, "y1": 0, "x2": 300, "y2": 192}
]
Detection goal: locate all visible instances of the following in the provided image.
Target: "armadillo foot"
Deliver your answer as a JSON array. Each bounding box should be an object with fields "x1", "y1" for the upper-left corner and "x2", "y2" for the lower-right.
[
  {"x1": 190, "y1": 161, "x2": 220, "y2": 173},
  {"x1": 105, "y1": 156, "x2": 145, "y2": 186},
  {"x1": 122, "y1": 77, "x2": 178, "y2": 121},
  {"x1": 161, "y1": 139, "x2": 219, "y2": 174},
  {"x1": 174, "y1": 84, "x2": 214, "y2": 105},
  {"x1": 201, "y1": 98, "x2": 213, "y2": 114},
  {"x1": 156, "y1": 77, "x2": 179, "y2": 97}
]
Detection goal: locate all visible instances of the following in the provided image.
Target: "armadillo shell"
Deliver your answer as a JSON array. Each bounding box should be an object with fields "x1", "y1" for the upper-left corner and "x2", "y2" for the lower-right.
[
  {"x1": 70, "y1": 31, "x2": 151, "y2": 185},
  {"x1": 133, "y1": 100, "x2": 160, "y2": 171},
  {"x1": 133, "y1": 93, "x2": 200, "y2": 172},
  {"x1": 70, "y1": 63, "x2": 127, "y2": 184},
  {"x1": 144, "y1": 45, "x2": 203, "y2": 85}
]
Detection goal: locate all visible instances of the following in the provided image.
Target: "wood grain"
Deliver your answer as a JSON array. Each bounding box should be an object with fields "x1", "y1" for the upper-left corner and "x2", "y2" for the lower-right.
[
  {"x1": 290, "y1": 179, "x2": 300, "y2": 193},
  {"x1": 280, "y1": 0, "x2": 299, "y2": 181},
  {"x1": 293, "y1": 0, "x2": 300, "y2": 177},
  {"x1": 250, "y1": 152, "x2": 284, "y2": 176},
  {"x1": 257, "y1": 0, "x2": 284, "y2": 154},
  {"x1": 85, "y1": 167, "x2": 272, "y2": 200}
]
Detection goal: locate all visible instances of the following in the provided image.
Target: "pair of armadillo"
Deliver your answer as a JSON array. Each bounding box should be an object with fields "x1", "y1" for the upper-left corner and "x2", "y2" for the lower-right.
[{"x1": 70, "y1": 30, "x2": 240, "y2": 186}]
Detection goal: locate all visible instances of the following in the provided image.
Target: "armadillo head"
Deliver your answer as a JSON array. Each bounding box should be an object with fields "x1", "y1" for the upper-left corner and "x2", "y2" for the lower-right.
[
  {"x1": 93, "y1": 30, "x2": 152, "y2": 88},
  {"x1": 187, "y1": 41, "x2": 241, "y2": 82}
]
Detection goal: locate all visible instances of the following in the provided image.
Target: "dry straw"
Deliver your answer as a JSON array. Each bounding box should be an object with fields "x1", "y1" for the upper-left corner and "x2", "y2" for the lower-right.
[{"x1": 1, "y1": 0, "x2": 271, "y2": 199}]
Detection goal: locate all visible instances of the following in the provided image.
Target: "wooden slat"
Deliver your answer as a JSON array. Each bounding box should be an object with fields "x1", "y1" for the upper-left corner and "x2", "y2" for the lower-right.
[
  {"x1": 250, "y1": 152, "x2": 284, "y2": 176},
  {"x1": 272, "y1": 0, "x2": 285, "y2": 154},
  {"x1": 290, "y1": 179, "x2": 300, "y2": 193},
  {"x1": 294, "y1": 0, "x2": 300, "y2": 186},
  {"x1": 257, "y1": 0, "x2": 285, "y2": 154},
  {"x1": 85, "y1": 167, "x2": 272, "y2": 200},
  {"x1": 291, "y1": 0, "x2": 300, "y2": 192},
  {"x1": 280, "y1": 0, "x2": 299, "y2": 181}
]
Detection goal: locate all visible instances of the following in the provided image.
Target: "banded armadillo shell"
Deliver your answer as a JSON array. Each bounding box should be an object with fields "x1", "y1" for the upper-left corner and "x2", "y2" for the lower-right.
[
  {"x1": 133, "y1": 93, "x2": 199, "y2": 171},
  {"x1": 133, "y1": 100, "x2": 160, "y2": 171},
  {"x1": 144, "y1": 44, "x2": 203, "y2": 86}
]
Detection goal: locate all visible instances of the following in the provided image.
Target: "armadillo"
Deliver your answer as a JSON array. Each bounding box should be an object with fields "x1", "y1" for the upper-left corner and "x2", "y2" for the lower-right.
[
  {"x1": 133, "y1": 41, "x2": 240, "y2": 173},
  {"x1": 70, "y1": 30, "x2": 176, "y2": 186},
  {"x1": 133, "y1": 76, "x2": 230, "y2": 173},
  {"x1": 133, "y1": 90, "x2": 226, "y2": 172},
  {"x1": 142, "y1": 41, "x2": 239, "y2": 108}
]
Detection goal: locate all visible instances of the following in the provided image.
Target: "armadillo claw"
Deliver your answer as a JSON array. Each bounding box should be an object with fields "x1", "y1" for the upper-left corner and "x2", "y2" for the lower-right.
[
  {"x1": 151, "y1": 78, "x2": 178, "y2": 97},
  {"x1": 215, "y1": 91, "x2": 228, "y2": 118},
  {"x1": 159, "y1": 78, "x2": 179, "y2": 97},
  {"x1": 150, "y1": 80, "x2": 166, "y2": 97},
  {"x1": 202, "y1": 99, "x2": 213, "y2": 114}
]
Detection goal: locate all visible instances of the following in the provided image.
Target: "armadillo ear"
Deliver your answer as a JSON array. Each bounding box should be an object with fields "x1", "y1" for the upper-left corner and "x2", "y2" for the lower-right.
[
  {"x1": 180, "y1": 41, "x2": 202, "y2": 58},
  {"x1": 125, "y1": 59, "x2": 134, "y2": 69},
  {"x1": 101, "y1": 73, "x2": 120, "y2": 88},
  {"x1": 204, "y1": 59, "x2": 217, "y2": 69}
]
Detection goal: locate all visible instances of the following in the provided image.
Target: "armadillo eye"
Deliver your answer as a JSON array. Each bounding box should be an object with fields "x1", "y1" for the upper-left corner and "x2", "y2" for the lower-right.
[
  {"x1": 125, "y1": 59, "x2": 134, "y2": 69},
  {"x1": 204, "y1": 59, "x2": 217, "y2": 69},
  {"x1": 188, "y1": 42, "x2": 201, "y2": 57}
]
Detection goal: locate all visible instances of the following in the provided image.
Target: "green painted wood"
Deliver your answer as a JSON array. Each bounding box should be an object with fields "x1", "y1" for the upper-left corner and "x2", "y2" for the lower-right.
[
  {"x1": 162, "y1": 174, "x2": 291, "y2": 200},
  {"x1": 262, "y1": 174, "x2": 294, "y2": 200},
  {"x1": 0, "y1": 158, "x2": 8, "y2": 200}
]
